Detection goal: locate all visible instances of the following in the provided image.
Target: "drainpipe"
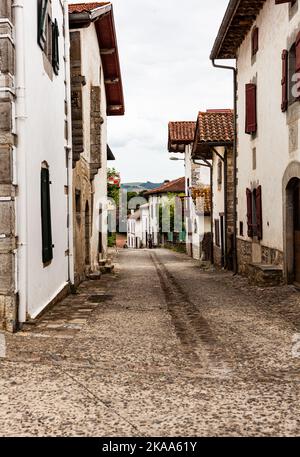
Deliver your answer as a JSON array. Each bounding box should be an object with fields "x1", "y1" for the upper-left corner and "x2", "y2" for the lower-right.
[
  {"x1": 13, "y1": 0, "x2": 27, "y2": 325},
  {"x1": 64, "y1": 0, "x2": 75, "y2": 286},
  {"x1": 212, "y1": 59, "x2": 238, "y2": 274}
]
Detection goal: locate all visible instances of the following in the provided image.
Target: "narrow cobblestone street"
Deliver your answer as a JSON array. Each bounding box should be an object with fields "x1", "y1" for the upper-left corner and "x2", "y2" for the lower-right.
[{"x1": 1, "y1": 248, "x2": 300, "y2": 436}]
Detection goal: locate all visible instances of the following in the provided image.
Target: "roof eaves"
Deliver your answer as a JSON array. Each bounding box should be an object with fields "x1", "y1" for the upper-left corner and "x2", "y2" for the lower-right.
[{"x1": 210, "y1": 0, "x2": 240, "y2": 60}]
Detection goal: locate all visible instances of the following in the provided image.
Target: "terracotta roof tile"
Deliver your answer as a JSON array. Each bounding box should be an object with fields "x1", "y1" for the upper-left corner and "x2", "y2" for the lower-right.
[
  {"x1": 168, "y1": 122, "x2": 196, "y2": 143},
  {"x1": 196, "y1": 110, "x2": 234, "y2": 144},
  {"x1": 69, "y1": 2, "x2": 110, "y2": 13},
  {"x1": 145, "y1": 177, "x2": 185, "y2": 196}
]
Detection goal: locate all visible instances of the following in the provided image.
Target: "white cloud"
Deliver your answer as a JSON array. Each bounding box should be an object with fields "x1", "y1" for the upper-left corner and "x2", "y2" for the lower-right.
[{"x1": 70, "y1": 0, "x2": 232, "y2": 182}]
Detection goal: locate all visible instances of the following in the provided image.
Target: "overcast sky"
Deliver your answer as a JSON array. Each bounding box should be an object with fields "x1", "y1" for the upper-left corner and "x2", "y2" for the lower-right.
[{"x1": 73, "y1": 0, "x2": 232, "y2": 183}]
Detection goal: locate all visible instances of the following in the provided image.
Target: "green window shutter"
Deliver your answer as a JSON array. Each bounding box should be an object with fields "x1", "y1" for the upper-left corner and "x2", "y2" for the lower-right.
[
  {"x1": 38, "y1": 0, "x2": 49, "y2": 50},
  {"x1": 41, "y1": 167, "x2": 53, "y2": 264},
  {"x1": 52, "y1": 19, "x2": 60, "y2": 75}
]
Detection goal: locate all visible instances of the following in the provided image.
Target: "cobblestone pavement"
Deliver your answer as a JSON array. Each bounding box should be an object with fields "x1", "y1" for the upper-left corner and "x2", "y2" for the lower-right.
[{"x1": 1, "y1": 248, "x2": 300, "y2": 436}]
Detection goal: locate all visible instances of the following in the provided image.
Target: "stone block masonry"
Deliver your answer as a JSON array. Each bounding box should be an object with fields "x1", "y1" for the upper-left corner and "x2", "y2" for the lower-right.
[{"x1": 0, "y1": 0, "x2": 17, "y2": 332}]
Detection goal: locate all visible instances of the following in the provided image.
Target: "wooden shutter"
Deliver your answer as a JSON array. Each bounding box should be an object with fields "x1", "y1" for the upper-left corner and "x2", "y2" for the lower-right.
[
  {"x1": 245, "y1": 83, "x2": 257, "y2": 134},
  {"x1": 41, "y1": 167, "x2": 53, "y2": 264},
  {"x1": 296, "y1": 31, "x2": 300, "y2": 75},
  {"x1": 246, "y1": 188, "x2": 253, "y2": 238},
  {"x1": 52, "y1": 19, "x2": 60, "y2": 75},
  {"x1": 256, "y1": 185, "x2": 263, "y2": 240},
  {"x1": 281, "y1": 50, "x2": 288, "y2": 112},
  {"x1": 38, "y1": 0, "x2": 49, "y2": 50},
  {"x1": 252, "y1": 27, "x2": 259, "y2": 56}
]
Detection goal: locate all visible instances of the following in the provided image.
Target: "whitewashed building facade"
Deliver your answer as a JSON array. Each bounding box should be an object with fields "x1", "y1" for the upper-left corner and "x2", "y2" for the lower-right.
[
  {"x1": 0, "y1": 0, "x2": 73, "y2": 331},
  {"x1": 211, "y1": 0, "x2": 300, "y2": 284},
  {"x1": 69, "y1": 2, "x2": 124, "y2": 284},
  {"x1": 168, "y1": 122, "x2": 211, "y2": 260}
]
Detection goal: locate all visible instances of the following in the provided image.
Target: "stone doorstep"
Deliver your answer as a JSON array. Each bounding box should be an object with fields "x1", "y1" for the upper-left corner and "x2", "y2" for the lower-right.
[
  {"x1": 250, "y1": 263, "x2": 283, "y2": 273},
  {"x1": 248, "y1": 263, "x2": 283, "y2": 287}
]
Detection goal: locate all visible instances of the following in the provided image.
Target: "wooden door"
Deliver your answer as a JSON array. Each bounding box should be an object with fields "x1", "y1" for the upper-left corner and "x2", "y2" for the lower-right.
[{"x1": 294, "y1": 182, "x2": 300, "y2": 284}]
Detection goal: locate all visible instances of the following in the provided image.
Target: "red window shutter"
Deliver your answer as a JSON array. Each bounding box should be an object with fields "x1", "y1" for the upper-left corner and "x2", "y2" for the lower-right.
[
  {"x1": 245, "y1": 83, "x2": 257, "y2": 134},
  {"x1": 246, "y1": 188, "x2": 253, "y2": 238},
  {"x1": 296, "y1": 31, "x2": 300, "y2": 74},
  {"x1": 256, "y1": 185, "x2": 263, "y2": 240},
  {"x1": 281, "y1": 50, "x2": 288, "y2": 112}
]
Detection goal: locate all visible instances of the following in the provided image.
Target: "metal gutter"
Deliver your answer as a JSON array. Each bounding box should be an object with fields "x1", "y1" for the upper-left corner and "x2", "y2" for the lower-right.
[{"x1": 212, "y1": 59, "x2": 238, "y2": 274}]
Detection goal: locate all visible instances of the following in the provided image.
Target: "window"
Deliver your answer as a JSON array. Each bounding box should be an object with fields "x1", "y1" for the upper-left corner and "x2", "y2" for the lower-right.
[
  {"x1": 246, "y1": 186, "x2": 262, "y2": 240},
  {"x1": 245, "y1": 83, "x2": 257, "y2": 134},
  {"x1": 37, "y1": 0, "x2": 59, "y2": 75},
  {"x1": 75, "y1": 189, "x2": 81, "y2": 218},
  {"x1": 41, "y1": 165, "x2": 53, "y2": 264},
  {"x1": 214, "y1": 219, "x2": 220, "y2": 247},
  {"x1": 288, "y1": 44, "x2": 296, "y2": 105},
  {"x1": 282, "y1": 32, "x2": 300, "y2": 111},
  {"x1": 240, "y1": 221, "x2": 244, "y2": 237},
  {"x1": 217, "y1": 159, "x2": 222, "y2": 187},
  {"x1": 52, "y1": 19, "x2": 60, "y2": 75}
]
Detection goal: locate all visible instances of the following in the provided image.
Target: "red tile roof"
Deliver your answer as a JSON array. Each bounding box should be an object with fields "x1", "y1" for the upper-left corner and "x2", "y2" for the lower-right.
[
  {"x1": 69, "y1": 2, "x2": 110, "y2": 13},
  {"x1": 168, "y1": 122, "x2": 196, "y2": 153},
  {"x1": 196, "y1": 110, "x2": 234, "y2": 144},
  {"x1": 145, "y1": 177, "x2": 185, "y2": 196}
]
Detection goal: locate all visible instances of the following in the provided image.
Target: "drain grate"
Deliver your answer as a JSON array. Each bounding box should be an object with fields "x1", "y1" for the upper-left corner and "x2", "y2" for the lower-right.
[{"x1": 87, "y1": 295, "x2": 113, "y2": 303}]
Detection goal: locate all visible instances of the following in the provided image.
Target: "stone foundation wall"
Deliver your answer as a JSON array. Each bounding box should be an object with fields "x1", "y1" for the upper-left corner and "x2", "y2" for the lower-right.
[
  {"x1": 237, "y1": 238, "x2": 284, "y2": 276},
  {"x1": 213, "y1": 245, "x2": 222, "y2": 269},
  {"x1": 0, "y1": 1, "x2": 17, "y2": 332}
]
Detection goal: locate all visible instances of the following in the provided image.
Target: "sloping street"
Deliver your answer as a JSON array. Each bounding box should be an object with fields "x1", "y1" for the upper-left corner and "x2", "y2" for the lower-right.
[{"x1": 1, "y1": 248, "x2": 300, "y2": 436}]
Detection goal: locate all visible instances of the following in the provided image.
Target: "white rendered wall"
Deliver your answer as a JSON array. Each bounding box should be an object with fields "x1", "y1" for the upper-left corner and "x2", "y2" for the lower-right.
[
  {"x1": 236, "y1": 0, "x2": 300, "y2": 253},
  {"x1": 21, "y1": 1, "x2": 69, "y2": 318}
]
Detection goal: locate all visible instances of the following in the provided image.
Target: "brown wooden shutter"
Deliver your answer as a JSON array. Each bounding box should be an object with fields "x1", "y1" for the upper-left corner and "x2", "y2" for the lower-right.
[
  {"x1": 245, "y1": 84, "x2": 257, "y2": 134},
  {"x1": 52, "y1": 19, "x2": 59, "y2": 75},
  {"x1": 296, "y1": 31, "x2": 300, "y2": 74},
  {"x1": 281, "y1": 50, "x2": 288, "y2": 112},
  {"x1": 256, "y1": 185, "x2": 263, "y2": 240},
  {"x1": 246, "y1": 188, "x2": 253, "y2": 238}
]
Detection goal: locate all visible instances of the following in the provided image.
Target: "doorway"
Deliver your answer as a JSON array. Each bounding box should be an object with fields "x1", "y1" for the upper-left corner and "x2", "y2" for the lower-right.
[
  {"x1": 293, "y1": 180, "x2": 300, "y2": 284},
  {"x1": 85, "y1": 201, "x2": 90, "y2": 266},
  {"x1": 286, "y1": 177, "x2": 300, "y2": 284}
]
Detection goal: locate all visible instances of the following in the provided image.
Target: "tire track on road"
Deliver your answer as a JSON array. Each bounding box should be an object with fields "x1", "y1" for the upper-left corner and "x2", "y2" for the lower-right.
[{"x1": 150, "y1": 251, "x2": 233, "y2": 373}]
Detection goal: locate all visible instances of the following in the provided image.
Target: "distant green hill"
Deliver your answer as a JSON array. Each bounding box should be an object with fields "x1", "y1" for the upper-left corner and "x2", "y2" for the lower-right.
[{"x1": 121, "y1": 181, "x2": 163, "y2": 192}]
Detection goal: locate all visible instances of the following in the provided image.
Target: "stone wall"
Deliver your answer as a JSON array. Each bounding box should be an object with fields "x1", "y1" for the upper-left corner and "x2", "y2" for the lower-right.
[
  {"x1": 213, "y1": 245, "x2": 222, "y2": 269},
  {"x1": 90, "y1": 85, "x2": 102, "y2": 181},
  {"x1": 73, "y1": 159, "x2": 92, "y2": 286},
  {"x1": 237, "y1": 238, "x2": 253, "y2": 275},
  {"x1": 237, "y1": 238, "x2": 283, "y2": 277},
  {"x1": 226, "y1": 147, "x2": 234, "y2": 270},
  {"x1": 0, "y1": 0, "x2": 17, "y2": 332},
  {"x1": 70, "y1": 31, "x2": 84, "y2": 167}
]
